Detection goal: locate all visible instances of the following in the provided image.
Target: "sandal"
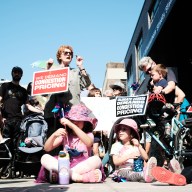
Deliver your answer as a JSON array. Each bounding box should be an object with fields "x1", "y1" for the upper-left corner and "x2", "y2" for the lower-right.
[
  {"x1": 151, "y1": 166, "x2": 186, "y2": 186},
  {"x1": 82, "y1": 169, "x2": 102, "y2": 183}
]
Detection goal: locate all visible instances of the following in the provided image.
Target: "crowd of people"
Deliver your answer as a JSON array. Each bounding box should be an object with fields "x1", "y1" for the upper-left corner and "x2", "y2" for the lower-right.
[{"x1": 0, "y1": 45, "x2": 191, "y2": 186}]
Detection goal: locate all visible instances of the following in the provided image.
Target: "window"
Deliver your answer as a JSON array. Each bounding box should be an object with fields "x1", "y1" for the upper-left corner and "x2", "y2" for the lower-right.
[
  {"x1": 135, "y1": 32, "x2": 144, "y2": 85},
  {"x1": 148, "y1": 0, "x2": 161, "y2": 25}
]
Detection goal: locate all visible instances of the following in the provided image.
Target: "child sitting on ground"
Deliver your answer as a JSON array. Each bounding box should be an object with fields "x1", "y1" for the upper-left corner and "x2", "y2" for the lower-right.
[
  {"x1": 36, "y1": 103, "x2": 103, "y2": 183},
  {"x1": 110, "y1": 118, "x2": 157, "y2": 182}
]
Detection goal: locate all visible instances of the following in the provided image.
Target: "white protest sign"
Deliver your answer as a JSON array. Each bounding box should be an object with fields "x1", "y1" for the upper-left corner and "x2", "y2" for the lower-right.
[
  {"x1": 116, "y1": 94, "x2": 148, "y2": 117},
  {"x1": 80, "y1": 97, "x2": 118, "y2": 133}
]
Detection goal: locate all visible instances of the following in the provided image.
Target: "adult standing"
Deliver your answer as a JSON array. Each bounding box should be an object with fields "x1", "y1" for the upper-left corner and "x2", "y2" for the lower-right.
[
  {"x1": 138, "y1": 57, "x2": 178, "y2": 166},
  {"x1": 44, "y1": 45, "x2": 92, "y2": 155},
  {"x1": 138, "y1": 57, "x2": 190, "y2": 166},
  {"x1": 138, "y1": 56, "x2": 177, "y2": 95},
  {"x1": 139, "y1": 57, "x2": 189, "y2": 120},
  {"x1": 0, "y1": 66, "x2": 28, "y2": 154}
]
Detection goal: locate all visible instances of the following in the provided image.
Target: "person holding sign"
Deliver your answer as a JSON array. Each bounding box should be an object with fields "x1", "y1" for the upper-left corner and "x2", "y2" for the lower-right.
[{"x1": 44, "y1": 45, "x2": 92, "y2": 156}]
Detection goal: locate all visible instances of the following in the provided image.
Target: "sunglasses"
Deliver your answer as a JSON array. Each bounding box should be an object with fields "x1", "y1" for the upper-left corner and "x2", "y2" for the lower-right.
[
  {"x1": 63, "y1": 51, "x2": 73, "y2": 56},
  {"x1": 146, "y1": 67, "x2": 152, "y2": 74}
]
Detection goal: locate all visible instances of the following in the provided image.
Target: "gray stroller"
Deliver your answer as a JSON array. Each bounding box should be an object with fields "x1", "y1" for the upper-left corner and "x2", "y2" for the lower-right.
[{"x1": 0, "y1": 113, "x2": 48, "y2": 178}]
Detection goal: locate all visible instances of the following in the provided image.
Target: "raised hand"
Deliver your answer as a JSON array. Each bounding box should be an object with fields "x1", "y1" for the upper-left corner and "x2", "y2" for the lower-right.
[
  {"x1": 76, "y1": 55, "x2": 84, "y2": 69},
  {"x1": 46, "y1": 58, "x2": 54, "y2": 70}
]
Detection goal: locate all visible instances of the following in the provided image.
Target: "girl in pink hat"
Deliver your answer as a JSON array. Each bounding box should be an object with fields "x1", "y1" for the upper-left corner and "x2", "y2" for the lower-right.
[
  {"x1": 110, "y1": 118, "x2": 157, "y2": 182},
  {"x1": 36, "y1": 103, "x2": 103, "y2": 184}
]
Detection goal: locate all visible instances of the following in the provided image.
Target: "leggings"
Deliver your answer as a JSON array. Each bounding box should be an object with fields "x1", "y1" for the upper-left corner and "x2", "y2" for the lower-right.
[{"x1": 41, "y1": 154, "x2": 102, "y2": 181}]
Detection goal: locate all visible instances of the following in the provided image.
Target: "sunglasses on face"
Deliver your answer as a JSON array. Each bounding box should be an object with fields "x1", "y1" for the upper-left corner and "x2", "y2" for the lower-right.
[
  {"x1": 146, "y1": 67, "x2": 152, "y2": 74},
  {"x1": 63, "y1": 51, "x2": 72, "y2": 56}
]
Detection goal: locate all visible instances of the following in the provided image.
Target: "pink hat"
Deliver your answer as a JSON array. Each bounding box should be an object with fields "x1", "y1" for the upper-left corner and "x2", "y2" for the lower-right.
[
  {"x1": 66, "y1": 103, "x2": 98, "y2": 130},
  {"x1": 114, "y1": 119, "x2": 140, "y2": 140}
]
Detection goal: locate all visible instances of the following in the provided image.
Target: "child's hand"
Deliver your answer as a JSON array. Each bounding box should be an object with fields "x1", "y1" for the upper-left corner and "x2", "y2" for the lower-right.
[
  {"x1": 126, "y1": 151, "x2": 140, "y2": 159},
  {"x1": 54, "y1": 128, "x2": 67, "y2": 138},
  {"x1": 60, "y1": 117, "x2": 73, "y2": 128},
  {"x1": 131, "y1": 138, "x2": 140, "y2": 147}
]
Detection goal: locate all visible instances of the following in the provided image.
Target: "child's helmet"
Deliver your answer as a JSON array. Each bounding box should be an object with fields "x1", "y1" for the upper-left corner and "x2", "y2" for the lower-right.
[{"x1": 147, "y1": 93, "x2": 166, "y2": 119}]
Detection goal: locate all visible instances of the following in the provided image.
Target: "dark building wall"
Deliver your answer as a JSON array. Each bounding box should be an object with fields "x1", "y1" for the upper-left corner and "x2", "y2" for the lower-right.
[{"x1": 124, "y1": 0, "x2": 192, "y2": 102}]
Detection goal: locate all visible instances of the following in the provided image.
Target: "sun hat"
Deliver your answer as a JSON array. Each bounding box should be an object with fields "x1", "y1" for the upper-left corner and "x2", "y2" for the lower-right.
[
  {"x1": 114, "y1": 119, "x2": 140, "y2": 140},
  {"x1": 109, "y1": 81, "x2": 125, "y2": 90},
  {"x1": 65, "y1": 103, "x2": 98, "y2": 129}
]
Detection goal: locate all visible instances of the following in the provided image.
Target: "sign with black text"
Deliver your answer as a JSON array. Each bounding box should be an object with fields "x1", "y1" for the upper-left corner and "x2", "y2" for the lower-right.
[{"x1": 116, "y1": 94, "x2": 148, "y2": 117}]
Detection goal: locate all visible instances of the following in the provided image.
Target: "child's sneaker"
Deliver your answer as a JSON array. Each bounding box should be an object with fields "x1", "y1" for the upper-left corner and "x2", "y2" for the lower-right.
[
  {"x1": 169, "y1": 157, "x2": 182, "y2": 174},
  {"x1": 49, "y1": 170, "x2": 58, "y2": 184},
  {"x1": 144, "y1": 157, "x2": 157, "y2": 183},
  {"x1": 151, "y1": 166, "x2": 186, "y2": 186}
]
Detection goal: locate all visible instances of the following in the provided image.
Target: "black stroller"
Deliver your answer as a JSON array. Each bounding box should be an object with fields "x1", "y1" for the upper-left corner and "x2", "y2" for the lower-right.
[
  {"x1": 0, "y1": 113, "x2": 48, "y2": 178},
  {"x1": 0, "y1": 138, "x2": 12, "y2": 178}
]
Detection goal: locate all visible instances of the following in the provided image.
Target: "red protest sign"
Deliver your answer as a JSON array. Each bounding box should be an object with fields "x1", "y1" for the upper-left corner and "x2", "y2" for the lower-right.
[{"x1": 31, "y1": 68, "x2": 69, "y2": 95}]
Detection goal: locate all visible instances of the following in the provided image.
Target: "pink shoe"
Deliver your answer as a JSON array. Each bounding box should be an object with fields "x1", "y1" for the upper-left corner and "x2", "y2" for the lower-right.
[
  {"x1": 82, "y1": 169, "x2": 102, "y2": 183},
  {"x1": 152, "y1": 166, "x2": 186, "y2": 186},
  {"x1": 144, "y1": 157, "x2": 157, "y2": 183},
  {"x1": 169, "y1": 158, "x2": 182, "y2": 174}
]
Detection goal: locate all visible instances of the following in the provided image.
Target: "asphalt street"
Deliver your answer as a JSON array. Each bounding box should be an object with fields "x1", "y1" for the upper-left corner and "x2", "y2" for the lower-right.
[{"x1": 0, "y1": 177, "x2": 192, "y2": 192}]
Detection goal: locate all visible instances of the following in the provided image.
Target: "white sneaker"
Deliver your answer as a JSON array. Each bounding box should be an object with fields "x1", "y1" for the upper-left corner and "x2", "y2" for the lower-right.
[
  {"x1": 169, "y1": 157, "x2": 182, "y2": 174},
  {"x1": 144, "y1": 157, "x2": 157, "y2": 183}
]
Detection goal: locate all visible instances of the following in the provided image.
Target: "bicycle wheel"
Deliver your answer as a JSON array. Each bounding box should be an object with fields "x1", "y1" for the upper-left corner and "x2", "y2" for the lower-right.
[
  {"x1": 0, "y1": 166, "x2": 11, "y2": 179},
  {"x1": 174, "y1": 127, "x2": 192, "y2": 167}
]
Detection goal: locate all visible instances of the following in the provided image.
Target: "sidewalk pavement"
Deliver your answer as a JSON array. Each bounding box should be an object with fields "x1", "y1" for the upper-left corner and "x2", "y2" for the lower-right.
[{"x1": 0, "y1": 177, "x2": 192, "y2": 192}]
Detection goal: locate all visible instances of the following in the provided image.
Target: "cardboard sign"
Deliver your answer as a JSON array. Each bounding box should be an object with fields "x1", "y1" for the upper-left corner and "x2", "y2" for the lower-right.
[
  {"x1": 116, "y1": 94, "x2": 148, "y2": 117},
  {"x1": 32, "y1": 68, "x2": 69, "y2": 95}
]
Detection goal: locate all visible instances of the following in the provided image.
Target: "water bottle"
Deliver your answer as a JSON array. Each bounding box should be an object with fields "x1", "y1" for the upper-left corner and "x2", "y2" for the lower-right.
[
  {"x1": 58, "y1": 151, "x2": 70, "y2": 185},
  {"x1": 133, "y1": 156, "x2": 144, "y2": 172},
  {"x1": 165, "y1": 122, "x2": 171, "y2": 136}
]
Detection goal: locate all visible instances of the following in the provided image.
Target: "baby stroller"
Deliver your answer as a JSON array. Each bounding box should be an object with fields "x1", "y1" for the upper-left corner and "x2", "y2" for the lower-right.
[
  {"x1": 14, "y1": 112, "x2": 48, "y2": 178},
  {"x1": 0, "y1": 138, "x2": 12, "y2": 178}
]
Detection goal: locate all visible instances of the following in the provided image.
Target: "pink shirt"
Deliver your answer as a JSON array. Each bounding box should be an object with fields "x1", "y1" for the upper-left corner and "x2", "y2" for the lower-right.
[{"x1": 63, "y1": 132, "x2": 94, "y2": 168}]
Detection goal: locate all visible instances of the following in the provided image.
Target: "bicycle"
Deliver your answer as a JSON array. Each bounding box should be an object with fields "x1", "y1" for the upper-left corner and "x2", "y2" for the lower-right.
[{"x1": 140, "y1": 103, "x2": 192, "y2": 168}]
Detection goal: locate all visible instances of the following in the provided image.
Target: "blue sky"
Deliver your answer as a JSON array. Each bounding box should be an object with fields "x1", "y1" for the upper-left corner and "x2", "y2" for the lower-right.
[{"x1": 0, "y1": 0, "x2": 144, "y2": 88}]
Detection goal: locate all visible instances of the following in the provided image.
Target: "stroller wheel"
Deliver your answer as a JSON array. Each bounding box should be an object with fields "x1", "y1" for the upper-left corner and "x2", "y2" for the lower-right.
[{"x1": 0, "y1": 167, "x2": 11, "y2": 179}]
